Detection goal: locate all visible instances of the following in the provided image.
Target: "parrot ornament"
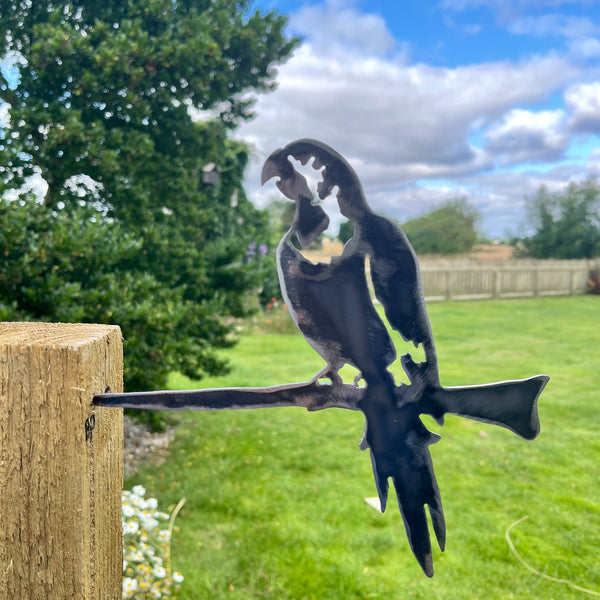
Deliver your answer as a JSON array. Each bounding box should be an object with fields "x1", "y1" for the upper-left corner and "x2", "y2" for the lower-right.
[
  {"x1": 261, "y1": 138, "x2": 547, "y2": 576},
  {"x1": 94, "y1": 138, "x2": 548, "y2": 578}
]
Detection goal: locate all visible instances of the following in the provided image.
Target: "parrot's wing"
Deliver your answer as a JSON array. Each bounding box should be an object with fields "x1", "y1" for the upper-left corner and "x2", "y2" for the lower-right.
[{"x1": 362, "y1": 213, "x2": 433, "y2": 346}]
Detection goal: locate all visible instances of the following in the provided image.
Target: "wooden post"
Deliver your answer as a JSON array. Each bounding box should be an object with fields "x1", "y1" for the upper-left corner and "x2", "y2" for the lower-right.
[
  {"x1": 493, "y1": 269, "x2": 500, "y2": 298},
  {"x1": 568, "y1": 268, "x2": 575, "y2": 295},
  {"x1": 532, "y1": 269, "x2": 539, "y2": 296},
  {"x1": 0, "y1": 323, "x2": 124, "y2": 600}
]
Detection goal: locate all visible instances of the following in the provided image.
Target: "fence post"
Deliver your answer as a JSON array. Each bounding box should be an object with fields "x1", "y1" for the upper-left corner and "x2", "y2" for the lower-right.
[
  {"x1": 493, "y1": 269, "x2": 500, "y2": 298},
  {"x1": 0, "y1": 322, "x2": 123, "y2": 600},
  {"x1": 532, "y1": 269, "x2": 539, "y2": 296},
  {"x1": 445, "y1": 271, "x2": 452, "y2": 301},
  {"x1": 569, "y1": 269, "x2": 575, "y2": 295}
]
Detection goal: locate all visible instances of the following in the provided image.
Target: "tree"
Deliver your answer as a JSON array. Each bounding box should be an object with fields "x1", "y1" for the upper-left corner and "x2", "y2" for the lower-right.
[
  {"x1": 0, "y1": 195, "x2": 187, "y2": 389},
  {"x1": 338, "y1": 220, "x2": 354, "y2": 245},
  {"x1": 0, "y1": 1, "x2": 297, "y2": 395},
  {"x1": 402, "y1": 198, "x2": 480, "y2": 255},
  {"x1": 512, "y1": 181, "x2": 600, "y2": 259}
]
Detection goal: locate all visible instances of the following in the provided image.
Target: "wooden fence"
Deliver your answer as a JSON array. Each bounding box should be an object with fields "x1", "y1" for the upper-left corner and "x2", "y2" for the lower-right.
[
  {"x1": 418, "y1": 260, "x2": 598, "y2": 302},
  {"x1": 0, "y1": 323, "x2": 124, "y2": 599}
]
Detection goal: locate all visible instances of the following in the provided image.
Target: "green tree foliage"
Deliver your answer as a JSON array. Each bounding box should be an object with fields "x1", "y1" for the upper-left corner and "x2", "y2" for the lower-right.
[
  {"x1": 402, "y1": 198, "x2": 480, "y2": 255},
  {"x1": 337, "y1": 220, "x2": 354, "y2": 245},
  {"x1": 265, "y1": 197, "x2": 295, "y2": 237},
  {"x1": 0, "y1": 1, "x2": 297, "y2": 394},
  {"x1": 0, "y1": 195, "x2": 188, "y2": 388},
  {"x1": 513, "y1": 181, "x2": 600, "y2": 259}
]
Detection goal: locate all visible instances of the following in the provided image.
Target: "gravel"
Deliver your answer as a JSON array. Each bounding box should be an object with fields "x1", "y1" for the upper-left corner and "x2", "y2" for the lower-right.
[{"x1": 123, "y1": 415, "x2": 175, "y2": 478}]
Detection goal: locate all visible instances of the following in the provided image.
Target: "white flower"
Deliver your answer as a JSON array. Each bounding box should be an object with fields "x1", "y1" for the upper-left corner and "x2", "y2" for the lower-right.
[
  {"x1": 131, "y1": 494, "x2": 146, "y2": 508},
  {"x1": 153, "y1": 565, "x2": 166, "y2": 578},
  {"x1": 143, "y1": 517, "x2": 159, "y2": 530},
  {"x1": 121, "y1": 485, "x2": 184, "y2": 597},
  {"x1": 173, "y1": 571, "x2": 184, "y2": 583},
  {"x1": 123, "y1": 521, "x2": 139, "y2": 534},
  {"x1": 157, "y1": 529, "x2": 171, "y2": 542},
  {"x1": 122, "y1": 577, "x2": 138, "y2": 597}
]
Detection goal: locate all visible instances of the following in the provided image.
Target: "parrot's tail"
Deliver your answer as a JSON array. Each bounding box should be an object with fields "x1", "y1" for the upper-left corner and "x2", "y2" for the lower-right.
[{"x1": 360, "y1": 381, "x2": 446, "y2": 577}]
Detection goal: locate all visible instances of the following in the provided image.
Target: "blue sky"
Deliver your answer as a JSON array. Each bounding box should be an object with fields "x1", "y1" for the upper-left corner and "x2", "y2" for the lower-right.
[{"x1": 240, "y1": 0, "x2": 600, "y2": 237}]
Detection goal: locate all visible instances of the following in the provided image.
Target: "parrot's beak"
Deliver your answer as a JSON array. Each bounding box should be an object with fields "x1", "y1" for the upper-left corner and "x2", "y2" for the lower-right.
[
  {"x1": 261, "y1": 154, "x2": 281, "y2": 185},
  {"x1": 261, "y1": 148, "x2": 295, "y2": 186}
]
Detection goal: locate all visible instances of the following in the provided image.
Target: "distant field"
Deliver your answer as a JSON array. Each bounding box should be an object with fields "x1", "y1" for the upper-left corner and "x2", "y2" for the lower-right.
[
  {"x1": 303, "y1": 238, "x2": 514, "y2": 264},
  {"x1": 467, "y1": 243, "x2": 514, "y2": 261},
  {"x1": 128, "y1": 296, "x2": 599, "y2": 600}
]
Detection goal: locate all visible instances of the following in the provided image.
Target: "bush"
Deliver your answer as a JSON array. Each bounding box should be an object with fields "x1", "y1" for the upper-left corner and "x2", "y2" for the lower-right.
[
  {"x1": 245, "y1": 297, "x2": 298, "y2": 335},
  {"x1": 402, "y1": 198, "x2": 481, "y2": 255},
  {"x1": 588, "y1": 267, "x2": 600, "y2": 294},
  {"x1": 122, "y1": 486, "x2": 184, "y2": 599},
  {"x1": 513, "y1": 181, "x2": 600, "y2": 259}
]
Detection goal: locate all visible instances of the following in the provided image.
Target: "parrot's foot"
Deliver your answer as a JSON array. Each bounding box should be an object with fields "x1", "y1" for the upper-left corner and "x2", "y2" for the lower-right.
[
  {"x1": 311, "y1": 366, "x2": 344, "y2": 387},
  {"x1": 353, "y1": 372, "x2": 366, "y2": 387}
]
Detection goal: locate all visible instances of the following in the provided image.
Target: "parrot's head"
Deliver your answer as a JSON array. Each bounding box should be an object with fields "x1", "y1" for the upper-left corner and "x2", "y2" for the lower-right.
[
  {"x1": 262, "y1": 148, "x2": 330, "y2": 247},
  {"x1": 279, "y1": 139, "x2": 371, "y2": 223}
]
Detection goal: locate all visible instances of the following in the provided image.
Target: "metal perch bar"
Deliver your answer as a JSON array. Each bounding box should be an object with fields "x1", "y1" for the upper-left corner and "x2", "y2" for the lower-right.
[
  {"x1": 93, "y1": 380, "x2": 364, "y2": 412},
  {"x1": 93, "y1": 373, "x2": 548, "y2": 441}
]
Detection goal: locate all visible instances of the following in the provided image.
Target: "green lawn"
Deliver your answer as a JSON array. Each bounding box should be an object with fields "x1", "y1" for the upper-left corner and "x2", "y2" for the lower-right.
[{"x1": 126, "y1": 296, "x2": 600, "y2": 599}]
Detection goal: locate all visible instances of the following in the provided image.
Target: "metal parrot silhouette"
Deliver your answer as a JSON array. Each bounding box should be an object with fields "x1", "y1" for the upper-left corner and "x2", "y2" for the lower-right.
[{"x1": 94, "y1": 138, "x2": 549, "y2": 577}]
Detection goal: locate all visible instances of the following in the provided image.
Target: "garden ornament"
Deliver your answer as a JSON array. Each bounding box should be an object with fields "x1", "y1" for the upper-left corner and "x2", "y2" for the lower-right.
[{"x1": 94, "y1": 138, "x2": 549, "y2": 577}]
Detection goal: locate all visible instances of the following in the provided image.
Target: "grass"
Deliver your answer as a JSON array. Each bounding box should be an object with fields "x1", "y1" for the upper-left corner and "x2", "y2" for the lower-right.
[{"x1": 126, "y1": 295, "x2": 600, "y2": 599}]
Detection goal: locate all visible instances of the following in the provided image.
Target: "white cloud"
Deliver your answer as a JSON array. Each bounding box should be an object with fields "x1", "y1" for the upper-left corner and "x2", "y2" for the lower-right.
[
  {"x1": 234, "y1": 1, "x2": 599, "y2": 238},
  {"x1": 485, "y1": 108, "x2": 568, "y2": 163},
  {"x1": 586, "y1": 148, "x2": 600, "y2": 174},
  {"x1": 568, "y1": 36, "x2": 600, "y2": 59},
  {"x1": 290, "y1": 0, "x2": 397, "y2": 58},
  {"x1": 449, "y1": 163, "x2": 588, "y2": 235},
  {"x1": 368, "y1": 184, "x2": 471, "y2": 224},
  {"x1": 565, "y1": 81, "x2": 600, "y2": 133},
  {"x1": 240, "y1": 46, "x2": 575, "y2": 167},
  {"x1": 463, "y1": 23, "x2": 483, "y2": 35},
  {"x1": 441, "y1": 0, "x2": 594, "y2": 17},
  {"x1": 238, "y1": 23, "x2": 576, "y2": 223},
  {"x1": 508, "y1": 14, "x2": 599, "y2": 38}
]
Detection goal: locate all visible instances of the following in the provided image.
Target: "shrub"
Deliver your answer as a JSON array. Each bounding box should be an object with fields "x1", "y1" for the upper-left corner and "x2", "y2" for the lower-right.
[
  {"x1": 122, "y1": 486, "x2": 184, "y2": 599},
  {"x1": 588, "y1": 267, "x2": 600, "y2": 294},
  {"x1": 245, "y1": 297, "x2": 298, "y2": 335}
]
